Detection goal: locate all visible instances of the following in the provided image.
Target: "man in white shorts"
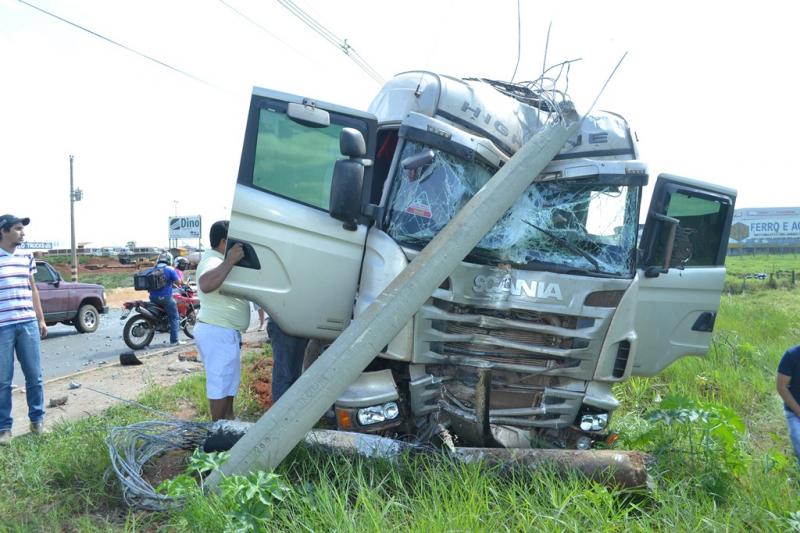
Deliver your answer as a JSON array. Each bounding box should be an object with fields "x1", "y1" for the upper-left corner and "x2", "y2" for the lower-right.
[{"x1": 194, "y1": 220, "x2": 249, "y2": 421}]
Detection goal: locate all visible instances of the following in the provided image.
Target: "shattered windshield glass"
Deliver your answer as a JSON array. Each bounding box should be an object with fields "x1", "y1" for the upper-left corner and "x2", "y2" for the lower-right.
[{"x1": 386, "y1": 141, "x2": 640, "y2": 277}]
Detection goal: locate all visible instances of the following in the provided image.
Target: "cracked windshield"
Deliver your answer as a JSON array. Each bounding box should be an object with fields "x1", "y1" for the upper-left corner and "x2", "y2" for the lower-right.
[{"x1": 386, "y1": 141, "x2": 640, "y2": 276}]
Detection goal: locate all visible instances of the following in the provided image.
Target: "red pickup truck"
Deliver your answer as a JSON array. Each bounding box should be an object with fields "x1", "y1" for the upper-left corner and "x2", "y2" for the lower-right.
[{"x1": 33, "y1": 260, "x2": 108, "y2": 333}]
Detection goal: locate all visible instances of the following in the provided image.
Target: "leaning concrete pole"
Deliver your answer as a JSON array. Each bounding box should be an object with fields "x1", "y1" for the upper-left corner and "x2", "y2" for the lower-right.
[{"x1": 206, "y1": 106, "x2": 581, "y2": 490}]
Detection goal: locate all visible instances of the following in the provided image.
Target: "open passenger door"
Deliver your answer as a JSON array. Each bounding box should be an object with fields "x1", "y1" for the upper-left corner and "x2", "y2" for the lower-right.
[
  {"x1": 632, "y1": 174, "x2": 736, "y2": 375},
  {"x1": 223, "y1": 88, "x2": 377, "y2": 340}
]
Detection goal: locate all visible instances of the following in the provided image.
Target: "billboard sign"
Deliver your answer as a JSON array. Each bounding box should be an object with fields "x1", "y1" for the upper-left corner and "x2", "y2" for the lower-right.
[
  {"x1": 729, "y1": 207, "x2": 800, "y2": 246},
  {"x1": 169, "y1": 216, "x2": 202, "y2": 239},
  {"x1": 18, "y1": 241, "x2": 54, "y2": 250}
]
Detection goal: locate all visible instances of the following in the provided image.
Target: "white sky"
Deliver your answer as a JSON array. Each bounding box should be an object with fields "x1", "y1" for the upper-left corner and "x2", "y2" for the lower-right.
[{"x1": 1, "y1": 0, "x2": 796, "y2": 248}]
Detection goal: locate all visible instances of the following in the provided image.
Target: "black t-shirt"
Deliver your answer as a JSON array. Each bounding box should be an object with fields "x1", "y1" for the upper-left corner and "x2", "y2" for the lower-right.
[{"x1": 777, "y1": 345, "x2": 800, "y2": 409}]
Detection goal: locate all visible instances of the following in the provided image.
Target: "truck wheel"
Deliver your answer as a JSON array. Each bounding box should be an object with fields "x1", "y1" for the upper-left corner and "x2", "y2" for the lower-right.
[
  {"x1": 302, "y1": 339, "x2": 326, "y2": 372},
  {"x1": 74, "y1": 304, "x2": 100, "y2": 333},
  {"x1": 123, "y1": 316, "x2": 155, "y2": 350}
]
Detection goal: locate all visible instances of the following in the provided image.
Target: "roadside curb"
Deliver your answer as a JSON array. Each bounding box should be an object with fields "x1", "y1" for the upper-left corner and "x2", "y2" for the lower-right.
[
  {"x1": 11, "y1": 341, "x2": 197, "y2": 395},
  {"x1": 12, "y1": 326, "x2": 266, "y2": 396}
]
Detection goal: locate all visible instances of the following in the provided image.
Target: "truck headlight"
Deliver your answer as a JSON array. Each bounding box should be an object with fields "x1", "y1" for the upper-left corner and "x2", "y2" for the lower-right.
[
  {"x1": 580, "y1": 413, "x2": 609, "y2": 432},
  {"x1": 357, "y1": 402, "x2": 400, "y2": 426}
]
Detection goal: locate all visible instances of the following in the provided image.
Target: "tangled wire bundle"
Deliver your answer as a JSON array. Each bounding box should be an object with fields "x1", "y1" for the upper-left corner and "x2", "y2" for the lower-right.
[{"x1": 106, "y1": 420, "x2": 211, "y2": 511}]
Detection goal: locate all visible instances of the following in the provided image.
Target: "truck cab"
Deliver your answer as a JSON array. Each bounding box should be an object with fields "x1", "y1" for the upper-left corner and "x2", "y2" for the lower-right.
[{"x1": 223, "y1": 71, "x2": 736, "y2": 449}]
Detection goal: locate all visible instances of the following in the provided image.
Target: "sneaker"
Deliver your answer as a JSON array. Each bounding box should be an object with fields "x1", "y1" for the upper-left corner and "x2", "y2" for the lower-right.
[
  {"x1": 30, "y1": 422, "x2": 44, "y2": 435},
  {"x1": 170, "y1": 340, "x2": 187, "y2": 346},
  {"x1": 0, "y1": 430, "x2": 10, "y2": 445}
]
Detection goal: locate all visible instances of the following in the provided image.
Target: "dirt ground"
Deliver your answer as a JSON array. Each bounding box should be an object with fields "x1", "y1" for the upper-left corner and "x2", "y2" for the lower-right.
[
  {"x1": 47, "y1": 257, "x2": 191, "y2": 309},
  {"x1": 105, "y1": 286, "x2": 141, "y2": 308},
  {"x1": 49, "y1": 256, "x2": 142, "y2": 277},
  {"x1": 8, "y1": 331, "x2": 269, "y2": 438},
  {"x1": 9, "y1": 257, "x2": 267, "y2": 439}
]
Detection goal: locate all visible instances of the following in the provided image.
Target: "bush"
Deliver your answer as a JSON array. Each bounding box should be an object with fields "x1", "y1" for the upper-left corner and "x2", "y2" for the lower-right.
[{"x1": 621, "y1": 395, "x2": 749, "y2": 500}]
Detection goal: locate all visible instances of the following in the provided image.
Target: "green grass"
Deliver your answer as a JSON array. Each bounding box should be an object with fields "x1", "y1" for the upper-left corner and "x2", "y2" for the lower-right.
[
  {"x1": 42, "y1": 254, "x2": 95, "y2": 266},
  {"x1": 3, "y1": 256, "x2": 800, "y2": 531},
  {"x1": 725, "y1": 253, "x2": 800, "y2": 292},
  {"x1": 78, "y1": 272, "x2": 133, "y2": 290}
]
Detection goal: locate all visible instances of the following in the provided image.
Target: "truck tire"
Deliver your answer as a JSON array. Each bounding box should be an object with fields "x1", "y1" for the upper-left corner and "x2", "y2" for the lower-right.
[{"x1": 74, "y1": 304, "x2": 100, "y2": 333}]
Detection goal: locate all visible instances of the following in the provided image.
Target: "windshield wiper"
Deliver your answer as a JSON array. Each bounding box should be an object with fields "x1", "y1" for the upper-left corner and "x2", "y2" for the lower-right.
[
  {"x1": 395, "y1": 235, "x2": 433, "y2": 249},
  {"x1": 522, "y1": 219, "x2": 601, "y2": 272}
]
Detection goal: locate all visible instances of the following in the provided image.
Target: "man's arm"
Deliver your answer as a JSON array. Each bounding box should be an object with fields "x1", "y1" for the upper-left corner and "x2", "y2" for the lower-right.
[
  {"x1": 777, "y1": 373, "x2": 800, "y2": 416},
  {"x1": 199, "y1": 243, "x2": 245, "y2": 293},
  {"x1": 168, "y1": 267, "x2": 182, "y2": 288},
  {"x1": 29, "y1": 275, "x2": 47, "y2": 338}
]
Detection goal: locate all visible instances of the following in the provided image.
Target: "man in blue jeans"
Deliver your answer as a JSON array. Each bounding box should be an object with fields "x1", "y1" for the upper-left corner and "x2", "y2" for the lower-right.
[
  {"x1": 0, "y1": 214, "x2": 47, "y2": 445},
  {"x1": 777, "y1": 345, "x2": 800, "y2": 466},
  {"x1": 267, "y1": 318, "x2": 309, "y2": 401},
  {"x1": 148, "y1": 252, "x2": 183, "y2": 346}
]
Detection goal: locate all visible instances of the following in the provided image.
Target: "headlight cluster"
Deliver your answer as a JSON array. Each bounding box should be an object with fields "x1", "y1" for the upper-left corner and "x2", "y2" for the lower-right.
[
  {"x1": 579, "y1": 412, "x2": 609, "y2": 432},
  {"x1": 357, "y1": 402, "x2": 400, "y2": 426}
]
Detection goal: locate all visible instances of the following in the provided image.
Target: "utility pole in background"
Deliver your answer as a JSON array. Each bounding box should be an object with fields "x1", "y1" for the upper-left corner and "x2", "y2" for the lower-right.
[{"x1": 69, "y1": 155, "x2": 83, "y2": 281}]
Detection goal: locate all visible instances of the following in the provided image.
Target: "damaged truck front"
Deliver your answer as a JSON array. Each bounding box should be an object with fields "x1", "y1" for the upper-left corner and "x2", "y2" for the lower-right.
[{"x1": 223, "y1": 71, "x2": 736, "y2": 450}]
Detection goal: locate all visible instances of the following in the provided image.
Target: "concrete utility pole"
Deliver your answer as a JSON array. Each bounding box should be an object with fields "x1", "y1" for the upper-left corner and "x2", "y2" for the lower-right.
[
  {"x1": 206, "y1": 107, "x2": 581, "y2": 490},
  {"x1": 69, "y1": 155, "x2": 78, "y2": 282}
]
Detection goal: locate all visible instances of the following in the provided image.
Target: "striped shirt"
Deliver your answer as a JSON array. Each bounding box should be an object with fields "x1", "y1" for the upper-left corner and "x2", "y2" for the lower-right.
[{"x1": 0, "y1": 248, "x2": 37, "y2": 326}]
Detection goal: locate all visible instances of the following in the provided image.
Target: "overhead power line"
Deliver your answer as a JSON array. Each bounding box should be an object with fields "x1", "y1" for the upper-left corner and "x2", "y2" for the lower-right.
[
  {"x1": 274, "y1": 0, "x2": 385, "y2": 85},
  {"x1": 17, "y1": 0, "x2": 217, "y2": 89},
  {"x1": 217, "y1": 0, "x2": 314, "y2": 63},
  {"x1": 510, "y1": 0, "x2": 521, "y2": 83}
]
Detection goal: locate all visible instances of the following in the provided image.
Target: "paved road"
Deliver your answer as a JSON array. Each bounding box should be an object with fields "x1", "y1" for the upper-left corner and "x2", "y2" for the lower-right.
[{"x1": 12, "y1": 307, "x2": 262, "y2": 387}]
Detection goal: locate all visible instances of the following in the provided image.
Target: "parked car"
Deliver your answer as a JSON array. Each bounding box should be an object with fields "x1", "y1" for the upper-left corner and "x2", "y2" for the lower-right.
[{"x1": 33, "y1": 260, "x2": 108, "y2": 333}]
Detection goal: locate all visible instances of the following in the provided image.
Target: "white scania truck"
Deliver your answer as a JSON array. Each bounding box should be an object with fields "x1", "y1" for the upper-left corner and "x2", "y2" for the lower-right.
[{"x1": 222, "y1": 71, "x2": 736, "y2": 450}]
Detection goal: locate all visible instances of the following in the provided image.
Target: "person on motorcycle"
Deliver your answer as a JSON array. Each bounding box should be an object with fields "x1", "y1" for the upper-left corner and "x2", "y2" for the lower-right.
[
  {"x1": 149, "y1": 252, "x2": 183, "y2": 346},
  {"x1": 174, "y1": 256, "x2": 190, "y2": 289}
]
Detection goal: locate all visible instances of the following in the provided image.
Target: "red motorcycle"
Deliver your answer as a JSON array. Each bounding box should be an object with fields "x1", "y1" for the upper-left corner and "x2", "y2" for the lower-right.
[{"x1": 121, "y1": 285, "x2": 200, "y2": 350}]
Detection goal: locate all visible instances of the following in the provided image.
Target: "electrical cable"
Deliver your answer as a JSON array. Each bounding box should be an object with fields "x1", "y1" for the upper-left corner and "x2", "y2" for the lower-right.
[
  {"x1": 510, "y1": 0, "x2": 521, "y2": 83},
  {"x1": 274, "y1": 0, "x2": 384, "y2": 84},
  {"x1": 80, "y1": 384, "x2": 176, "y2": 420},
  {"x1": 583, "y1": 52, "x2": 628, "y2": 120},
  {"x1": 106, "y1": 419, "x2": 211, "y2": 511},
  {"x1": 216, "y1": 0, "x2": 317, "y2": 65},
  {"x1": 17, "y1": 0, "x2": 218, "y2": 89}
]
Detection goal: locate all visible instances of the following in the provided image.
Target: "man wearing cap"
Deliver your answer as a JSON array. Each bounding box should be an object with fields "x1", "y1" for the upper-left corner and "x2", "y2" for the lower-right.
[{"x1": 0, "y1": 215, "x2": 47, "y2": 445}]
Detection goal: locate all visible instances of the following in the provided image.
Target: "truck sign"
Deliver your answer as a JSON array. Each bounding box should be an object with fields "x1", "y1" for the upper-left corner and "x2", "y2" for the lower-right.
[{"x1": 168, "y1": 216, "x2": 202, "y2": 239}]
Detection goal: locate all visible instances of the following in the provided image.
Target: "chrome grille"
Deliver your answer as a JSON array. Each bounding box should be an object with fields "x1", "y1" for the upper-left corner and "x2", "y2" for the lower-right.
[
  {"x1": 426, "y1": 300, "x2": 589, "y2": 371},
  {"x1": 419, "y1": 299, "x2": 600, "y2": 432},
  {"x1": 439, "y1": 322, "x2": 570, "y2": 348}
]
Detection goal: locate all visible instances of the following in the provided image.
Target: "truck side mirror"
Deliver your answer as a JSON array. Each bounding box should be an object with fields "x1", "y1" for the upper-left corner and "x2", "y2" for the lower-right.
[
  {"x1": 401, "y1": 150, "x2": 435, "y2": 170},
  {"x1": 330, "y1": 128, "x2": 367, "y2": 231},
  {"x1": 643, "y1": 213, "x2": 680, "y2": 278}
]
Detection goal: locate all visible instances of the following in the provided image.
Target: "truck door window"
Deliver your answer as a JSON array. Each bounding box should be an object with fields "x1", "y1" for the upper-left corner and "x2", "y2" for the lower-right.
[
  {"x1": 652, "y1": 190, "x2": 730, "y2": 267},
  {"x1": 242, "y1": 104, "x2": 372, "y2": 212},
  {"x1": 370, "y1": 129, "x2": 398, "y2": 205},
  {"x1": 251, "y1": 108, "x2": 345, "y2": 210},
  {"x1": 34, "y1": 264, "x2": 56, "y2": 283}
]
